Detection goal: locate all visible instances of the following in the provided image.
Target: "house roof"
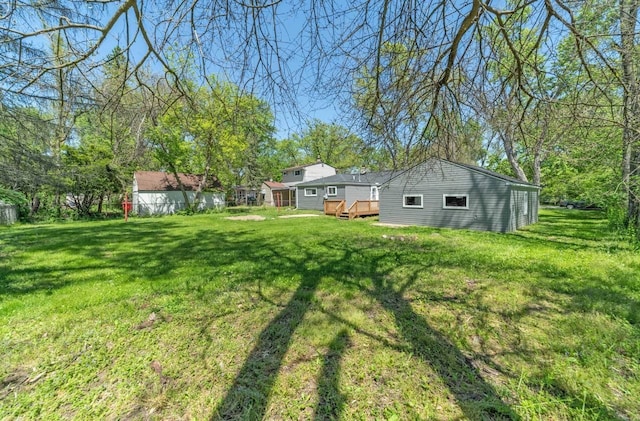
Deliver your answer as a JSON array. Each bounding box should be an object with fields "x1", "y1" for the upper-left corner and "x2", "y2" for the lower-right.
[
  {"x1": 449, "y1": 161, "x2": 539, "y2": 187},
  {"x1": 134, "y1": 171, "x2": 222, "y2": 191},
  {"x1": 297, "y1": 171, "x2": 398, "y2": 187},
  {"x1": 263, "y1": 181, "x2": 289, "y2": 190},
  {"x1": 384, "y1": 158, "x2": 540, "y2": 188},
  {"x1": 282, "y1": 161, "x2": 335, "y2": 172}
]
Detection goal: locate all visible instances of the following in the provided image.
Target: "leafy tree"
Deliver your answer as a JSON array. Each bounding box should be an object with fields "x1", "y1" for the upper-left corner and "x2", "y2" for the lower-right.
[
  {"x1": 0, "y1": 104, "x2": 56, "y2": 216},
  {"x1": 284, "y1": 120, "x2": 378, "y2": 172},
  {"x1": 147, "y1": 76, "x2": 276, "y2": 210}
]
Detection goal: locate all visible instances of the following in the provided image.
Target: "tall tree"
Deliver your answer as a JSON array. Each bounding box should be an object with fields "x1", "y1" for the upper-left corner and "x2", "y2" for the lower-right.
[
  {"x1": 620, "y1": 0, "x2": 640, "y2": 231},
  {"x1": 285, "y1": 120, "x2": 378, "y2": 172},
  {"x1": 147, "y1": 76, "x2": 275, "y2": 210}
]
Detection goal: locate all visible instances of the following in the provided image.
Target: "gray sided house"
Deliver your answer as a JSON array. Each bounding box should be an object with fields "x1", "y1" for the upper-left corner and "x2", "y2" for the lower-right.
[
  {"x1": 296, "y1": 171, "x2": 393, "y2": 211},
  {"x1": 133, "y1": 171, "x2": 225, "y2": 215},
  {"x1": 379, "y1": 159, "x2": 539, "y2": 232}
]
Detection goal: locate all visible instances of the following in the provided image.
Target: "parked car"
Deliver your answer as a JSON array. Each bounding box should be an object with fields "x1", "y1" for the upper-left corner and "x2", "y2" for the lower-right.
[{"x1": 558, "y1": 200, "x2": 599, "y2": 210}]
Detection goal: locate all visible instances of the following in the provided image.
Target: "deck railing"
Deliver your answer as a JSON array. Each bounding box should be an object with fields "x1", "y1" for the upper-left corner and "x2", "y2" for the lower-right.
[
  {"x1": 346, "y1": 200, "x2": 379, "y2": 219},
  {"x1": 324, "y1": 199, "x2": 345, "y2": 216},
  {"x1": 325, "y1": 199, "x2": 379, "y2": 219}
]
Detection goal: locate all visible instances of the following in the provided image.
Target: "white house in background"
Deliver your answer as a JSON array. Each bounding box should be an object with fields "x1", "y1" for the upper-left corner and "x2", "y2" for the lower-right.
[
  {"x1": 133, "y1": 171, "x2": 225, "y2": 215},
  {"x1": 281, "y1": 160, "x2": 337, "y2": 187},
  {"x1": 260, "y1": 160, "x2": 336, "y2": 208}
]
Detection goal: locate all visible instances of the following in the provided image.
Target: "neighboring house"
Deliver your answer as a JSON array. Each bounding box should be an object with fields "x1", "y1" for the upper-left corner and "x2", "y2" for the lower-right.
[
  {"x1": 0, "y1": 200, "x2": 17, "y2": 225},
  {"x1": 296, "y1": 171, "x2": 396, "y2": 214},
  {"x1": 281, "y1": 160, "x2": 337, "y2": 187},
  {"x1": 133, "y1": 171, "x2": 225, "y2": 215},
  {"x1": 233, "y1": 186, "x2": 260, "y2": 206},
  {"x1": 379, "y1": 158, "x2": 539, "y2": 232},
  {"x1": 261, "y1": 160, "x2": 337, "y2": 208},
  {"x1": 261, "y1": 181, "x2": 294, "y2": 207}
]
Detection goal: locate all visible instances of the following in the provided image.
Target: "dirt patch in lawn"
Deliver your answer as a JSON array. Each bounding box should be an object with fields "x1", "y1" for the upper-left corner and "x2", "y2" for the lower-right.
[
  {"x1": 225, "y1": 215, "x2": 266, "y2": 221},
  {"x1": 372, "y1": 222, "x2": 410, "y2": 228},
  {"x1": 0, "y1": 368, "x2": 31, "y2": 399},
  {"x1": 278, "y1": 214, "x2": 320, "y2": 219}
]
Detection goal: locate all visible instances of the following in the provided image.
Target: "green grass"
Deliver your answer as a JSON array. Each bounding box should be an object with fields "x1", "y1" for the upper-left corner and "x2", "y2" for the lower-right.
[{"x1": 1, "y1": 209, "x2": 639, "y2": 420}]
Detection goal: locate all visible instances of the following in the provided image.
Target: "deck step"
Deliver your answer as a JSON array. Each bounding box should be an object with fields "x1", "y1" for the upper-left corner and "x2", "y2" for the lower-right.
[{"x1": 338, "y1": 212, "x2": 350, "y2": 220}]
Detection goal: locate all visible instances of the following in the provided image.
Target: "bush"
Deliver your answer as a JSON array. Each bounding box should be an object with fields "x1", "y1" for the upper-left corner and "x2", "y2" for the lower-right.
[{"x1": 0, "y1": 187, "x2": 30, "y2": 220}]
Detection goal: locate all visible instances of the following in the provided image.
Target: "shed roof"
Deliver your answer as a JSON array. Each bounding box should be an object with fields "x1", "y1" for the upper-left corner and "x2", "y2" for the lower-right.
[
  {"x1": 263, "y1": 181, "x2": 289, "y2": 190},
  {"x1": 134, "y1": 171, "x2": 222, "y2": 191},
  {"x1": 297, "y1": 171, "x2": 398, "y2": 187}
]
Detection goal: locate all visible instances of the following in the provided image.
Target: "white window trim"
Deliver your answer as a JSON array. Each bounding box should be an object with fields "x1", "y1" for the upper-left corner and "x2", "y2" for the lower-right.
[
  {"x1": 442, "y1": 194, "x2": 469, "y2": 209},
  {"x1": 523, "y1": 192, "x2": 529, "y2": 215},
  {"x1": 304, "y1": 188, "x2": 317, "y2": 197},
  {"x1": 326, "y1": 186, "x2": 337, "y2": 196},
  {"x1": 294, "y1": 170, "x2": 301, "y2": 176},
  {"x1": 403, "y1": 194, "x2": 423, "y2": 208}
]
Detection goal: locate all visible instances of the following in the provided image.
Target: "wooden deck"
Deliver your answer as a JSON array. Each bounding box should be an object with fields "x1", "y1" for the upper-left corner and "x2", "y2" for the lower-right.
[{"x1": 324, "y1": 199, "x2": 380, "y2": 220}]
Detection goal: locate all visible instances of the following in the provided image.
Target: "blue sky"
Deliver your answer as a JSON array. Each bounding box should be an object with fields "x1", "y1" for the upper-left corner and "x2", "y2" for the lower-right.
[{"x1": 90, "y1": 1, "x2": 346, "y2": 139}]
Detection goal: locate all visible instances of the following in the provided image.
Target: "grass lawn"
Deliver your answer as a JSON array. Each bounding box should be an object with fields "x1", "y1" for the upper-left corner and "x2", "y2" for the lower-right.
[{"x1": 1, "y1": 209, "x2": 639, "y2": 420}]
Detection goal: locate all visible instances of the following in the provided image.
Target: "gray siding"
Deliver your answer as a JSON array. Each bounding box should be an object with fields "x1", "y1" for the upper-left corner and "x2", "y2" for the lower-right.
[
  {"x1": 297, "y1": 183, "x2": 378, "y2": 211},
  {"x1": 380, "y1": 161, "x2": 516, "y2": 232},
  {"x1": 509, "y1": 187, "x2": 539, "y2": 231},
  {"x1": 282, "y1": 170, "x2": 304, "y2": 184},
  {"x1": 345, "y1": 185, "x2": 374, "y2": 207},
  {"x1": 296, "y1": 185, "x2": 347, "y2": 211}
]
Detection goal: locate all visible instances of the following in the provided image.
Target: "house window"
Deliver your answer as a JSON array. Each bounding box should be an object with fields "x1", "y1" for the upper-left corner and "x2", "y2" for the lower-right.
[
  {"x1": 305, "y1": 188, "x2": 317, "y2": 197},
  {"x1": 282, "y1": 171, "x2": 287, "y2": 176},
  {"x1": 523, "y1": 192, "x2": 529, "y2": 215},
  {"x1": 403, "y1": 194, "x2": 423, "y2": 208},
  {"x1": 443, "y1": 194, "x2": 469, "y2": 209},
  {"x1": 294, "y1": 170, "x2": 301, "y2": 176},
  {"x1": 327, "y1": 186, "x2": 337, "y2": 196}
]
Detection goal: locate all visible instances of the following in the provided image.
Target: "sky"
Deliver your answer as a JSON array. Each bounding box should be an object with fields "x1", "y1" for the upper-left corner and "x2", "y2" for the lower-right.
[{"x1": 90, "y1": 1, "x2": 346, "y2": 139}]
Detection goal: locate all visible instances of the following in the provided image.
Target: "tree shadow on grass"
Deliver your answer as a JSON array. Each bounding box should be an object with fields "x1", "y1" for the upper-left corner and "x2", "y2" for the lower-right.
[
  {"x1": 4, "y1": 212, "x2": 632, "y2": 419},
  {"x1": 314, "y1": 329, "x2": 351, "y2": 421},
  {"x1": 210, "y1": 240, "x2": 360, "y2": 420},
  {"x1": 372, "y1": 277, "x2": 519, "y2": 419},
  {"x1": 211, "y1": 235, "x2": 521, "y2": 420},
  {"x1": 210, "y1": 272, "x2": 321, "y2": 420}
]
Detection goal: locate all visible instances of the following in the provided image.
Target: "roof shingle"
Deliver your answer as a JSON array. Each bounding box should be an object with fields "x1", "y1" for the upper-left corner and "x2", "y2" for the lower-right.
[{"x1": 134, "y1": 171, "x2": 222, "y2": 191}]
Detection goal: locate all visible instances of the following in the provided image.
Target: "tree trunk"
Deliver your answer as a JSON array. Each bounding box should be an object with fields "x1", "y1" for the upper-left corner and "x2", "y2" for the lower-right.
[
  {"x1": 501, "y1": 132, "x2": 529, "y2": 182},
  {"x1": 620, "y1": 0, "x2": 640, "y2": 236},
  {"x1": 169, "y1": 166, "x2": 191, "y2": 211}
]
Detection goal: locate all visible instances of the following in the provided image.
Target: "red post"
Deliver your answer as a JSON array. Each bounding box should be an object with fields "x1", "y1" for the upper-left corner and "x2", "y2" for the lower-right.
[{"x1": 122, "y1": 192, "x2": 132, "y2": 222}]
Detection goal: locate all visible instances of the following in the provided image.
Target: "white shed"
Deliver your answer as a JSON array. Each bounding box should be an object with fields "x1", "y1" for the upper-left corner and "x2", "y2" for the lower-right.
[
  {"x1": 0, "y1": 200, "x2": 17, "y2": 225},
  {"x1": 133, "y1": 171, "x2": 225, "y2": 215}
]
